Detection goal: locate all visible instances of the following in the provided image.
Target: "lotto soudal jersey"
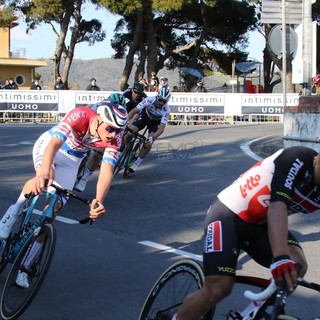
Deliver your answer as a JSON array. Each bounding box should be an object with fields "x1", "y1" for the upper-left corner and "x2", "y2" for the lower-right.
[
  {"x1": 48, "y1": 106, "x2": 121, "y2": 164},
  {"x1": 218, "y1": 146, "x2": 320, "y2": 224}
]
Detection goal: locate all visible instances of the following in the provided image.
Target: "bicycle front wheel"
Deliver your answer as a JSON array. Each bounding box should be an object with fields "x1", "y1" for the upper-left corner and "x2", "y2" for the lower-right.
[
  {"x1": 0, "y1": 223, "x2": 56, "y2": 320},
  {"x1": 113, "y1": 144, "x2": 131, "y2": 176},
  {"x1": 139, "y1": 259, "x2": 214, "y2": 320}
]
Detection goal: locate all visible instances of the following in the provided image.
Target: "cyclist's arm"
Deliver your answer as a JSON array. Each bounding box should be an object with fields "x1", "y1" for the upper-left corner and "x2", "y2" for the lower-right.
[
  {"x1": 127, "y1": 107, "x2": 140, "y2": 122},
  {"x1": 152, "y1": 123, "x2": 166, "y2": 140},
  {"x1": 90, "y1": 162, "x2": 113, "y2": 220},
  {"x1": 267, "y1": 201, "x2": 290, "y2": 258},
  {"x1": 35, "y1": 136, "x2": 64, "y2": 193}
]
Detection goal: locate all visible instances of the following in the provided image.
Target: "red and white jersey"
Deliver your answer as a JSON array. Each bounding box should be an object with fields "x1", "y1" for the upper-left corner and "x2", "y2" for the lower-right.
[
  {"x1": 218, "y1": 146, "x2": 320, "y2": 224},
  {"x1": 48, "y1": 106, "x2": 121, "y2": 165}
]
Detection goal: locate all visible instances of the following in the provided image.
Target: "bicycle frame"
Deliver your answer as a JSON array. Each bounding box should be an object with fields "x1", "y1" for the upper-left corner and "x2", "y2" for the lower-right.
[
  {"x1": 113, "y1": 127, "x2": 147, "y2": 177},
  {"x1": 0, "y1": 184, "x2": 90, "y2": 271}
]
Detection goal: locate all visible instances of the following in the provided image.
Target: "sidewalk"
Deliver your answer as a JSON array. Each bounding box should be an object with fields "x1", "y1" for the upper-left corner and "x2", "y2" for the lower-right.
[{"x1": 250, "y1": 135, "x2": 284, "y2": 159}]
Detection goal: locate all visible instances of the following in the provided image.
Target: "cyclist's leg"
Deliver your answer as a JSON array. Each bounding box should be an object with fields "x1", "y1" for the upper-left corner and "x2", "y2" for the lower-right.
[
  {"x1": 74, "y1": 150, "x2": 103, "y2": 192},
  {"x1": 241, "y1": 222, "x2": 308, "y2": 277},
  {"x1": 175, "y1": 200, "x2": 240, "y2": 320},
  {"x1": 127, "y1": 115, "x2": 148, "y2": 172},
  {"x1": 0, "y1": 132, "x2": 53, "y2": 239}
]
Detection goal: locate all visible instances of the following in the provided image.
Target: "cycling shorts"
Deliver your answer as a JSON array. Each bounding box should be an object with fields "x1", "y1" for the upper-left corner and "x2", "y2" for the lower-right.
[
  {"x1": 132, "y1": 108, "x2": 161, "y2": 134},
  {"x1": 203, "y1": 211, "x2": 301, "y2": 277}
]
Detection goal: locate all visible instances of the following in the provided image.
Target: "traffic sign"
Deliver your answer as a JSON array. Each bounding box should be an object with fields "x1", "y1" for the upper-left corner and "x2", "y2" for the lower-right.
[
  {"x1": 268, "y1": 25, "x2": 298, "y2": 57},
  {"x1": 261, "y1": 0, "x2": 302, "y2": 24}
]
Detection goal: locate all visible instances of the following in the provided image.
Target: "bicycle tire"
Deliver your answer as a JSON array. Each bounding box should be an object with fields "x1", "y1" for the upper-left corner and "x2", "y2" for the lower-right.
[
  {"x1": 113, "y1": 144, "x2": 132, "y2": 176},
  {"x1": 0, "y1": 223, "x2": 56, "y2": 320},
  {"x1": 139, "y1": 259, "x2": 214, "y2": 320},
  {"x1": 123, "y1": 142, "x2": 141, "y2": 178}
]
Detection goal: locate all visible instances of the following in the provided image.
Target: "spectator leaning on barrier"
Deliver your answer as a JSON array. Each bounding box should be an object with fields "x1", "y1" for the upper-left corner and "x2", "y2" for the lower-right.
[
  {"x1": 54, "y1": 76, "x2": 65, "y2": 90},
  {"x1": 86, "y1": 78, "x2": 101, "y2": 91}
]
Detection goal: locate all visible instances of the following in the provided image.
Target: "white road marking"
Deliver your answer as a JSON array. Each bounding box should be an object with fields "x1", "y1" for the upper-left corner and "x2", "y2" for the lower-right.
[
  {"x1": 240, "y1": 135, "x2": 276, "y2": 161},
  {"x1": 33, "y1": 209, "x2": 79, "y2": 224},
  {"x1": 138, "y1": 240, "x2": 202, "y2": 262}
]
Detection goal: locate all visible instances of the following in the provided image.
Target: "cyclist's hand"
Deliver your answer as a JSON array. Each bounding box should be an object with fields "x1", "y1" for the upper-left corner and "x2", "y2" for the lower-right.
[
  {"x1": 270, "y1": 255, "x2": 297, "y2": 292},
  {"x1": 144, "y1": 136, "x2": 154, "y2": 148},
  {"x1": 89, "y1": 199, "x2": 105, "y2": 220}
]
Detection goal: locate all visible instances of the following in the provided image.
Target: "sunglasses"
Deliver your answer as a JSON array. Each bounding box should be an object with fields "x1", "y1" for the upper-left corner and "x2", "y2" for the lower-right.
[
  {"x1": 133, "y1": 90, "x2": 142, "y2": 95},
  {"x1": 157, "y1": 98, "x2": 168, "y2": 104},
  {"x1": 105, "y1": 125, "x2": 122, "y2": 135}
]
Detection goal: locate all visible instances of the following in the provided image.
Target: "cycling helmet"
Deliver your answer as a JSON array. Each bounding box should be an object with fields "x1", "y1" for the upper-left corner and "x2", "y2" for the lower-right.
[
  {"x1": 133, "y1": 81, "x2": 144, "y2": 93},
  {"x1": 97, "y1": 99, "x2": 128, "y2": 129},
  {"x1": 108, "y1": 92, "x2": 126, "y2": 106},
  {"x1": 313, "y1": 74, "x2": 320, "y2": 87},
  {"x1": 157, "y1": 87, "x2": 171, "y2": 102}
]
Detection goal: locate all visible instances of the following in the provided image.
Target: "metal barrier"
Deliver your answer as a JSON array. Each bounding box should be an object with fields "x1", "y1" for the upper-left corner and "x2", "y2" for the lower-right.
[{"x1": 1, "y1": 112, "x2": 283, "y2": 126}]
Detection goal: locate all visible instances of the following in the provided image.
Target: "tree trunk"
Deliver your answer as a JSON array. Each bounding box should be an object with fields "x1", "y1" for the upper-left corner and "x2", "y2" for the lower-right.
[{"x1": 119, "y1": 9, "x2": 144, "y2": 90}]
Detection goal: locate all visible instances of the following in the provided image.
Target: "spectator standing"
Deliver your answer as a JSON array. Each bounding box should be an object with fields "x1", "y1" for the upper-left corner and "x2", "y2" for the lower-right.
[
  {"x1": 86, "y1": 78, "x2": 101, "y2": 91},
  {"x1": 139, "y1": 78, "x2": 149, "y2": 91},
  {"x1": 30, "y1": 80, "x2": 42, "y2": 90},
  {"x1": 148, "y1": 71, "x2": 159, "y2": 92},
  {"x1": 172, "y1": 85, "x2": 179, "y2": 92},
  {"x1": 9, "y1": 78, "x2": 18, "y2": 89},
  {"x1": 54, "y1": 76, "x2": 65, "y2": 90},
  {"x1": 159, "y1": 77, "x2": 169, "y2": 90},
  {"x1": 2, "y1": 79, "x2": 11, "y2": 89},
  {"x1": 191, "y1": 79, "x2": 207, "y2": 92}
]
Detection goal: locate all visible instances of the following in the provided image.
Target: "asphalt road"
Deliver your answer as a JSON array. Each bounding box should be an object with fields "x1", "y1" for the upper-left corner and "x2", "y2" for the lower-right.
[{"x1": 0, "y1": 123, "x2": 319, "y2": 320}]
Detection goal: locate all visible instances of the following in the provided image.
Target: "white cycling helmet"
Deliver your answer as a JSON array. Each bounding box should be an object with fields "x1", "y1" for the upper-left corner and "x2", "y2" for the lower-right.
[
  {"x1": 157, "y1": 87, "x2": 171, "y2": 102},
  {"x1": 97, "y1": 99, "x2": 128, "y2": 129}
]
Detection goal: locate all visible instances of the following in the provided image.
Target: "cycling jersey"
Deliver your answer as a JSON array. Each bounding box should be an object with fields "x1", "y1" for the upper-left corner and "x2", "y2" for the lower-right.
[
  {"x1": 48, "y1": 106, "x2": 120, "y2": 163},
  {"x1": 135, "y1": 96, "x2": 171, "y2": 125},
  {"x1": 32, "y1": 106, "x2": 121, "y2": 190},
  {"x1": 218, "y1": 146, "x2": 319, "y2": 224},
  {"x1": 123, "y1": 88, "x2": 147, "y2": 113}
]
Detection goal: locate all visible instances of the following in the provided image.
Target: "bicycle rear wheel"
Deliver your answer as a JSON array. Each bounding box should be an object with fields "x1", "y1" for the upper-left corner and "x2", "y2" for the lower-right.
[
  {"x1": 0, "y1": 223, "x2": 56, "y2": 320},
  {"x1": 139, "y1": 259, "x2": 214, "y2": 320}
]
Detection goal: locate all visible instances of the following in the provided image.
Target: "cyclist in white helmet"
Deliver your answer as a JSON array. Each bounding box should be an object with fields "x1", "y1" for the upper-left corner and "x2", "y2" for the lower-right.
[
  {"x1": 0, "y1": 99, "x2": 127, "y2": 240},
  {"x1": 123, "y1": 87, "x2": 171, "y2": 173}
]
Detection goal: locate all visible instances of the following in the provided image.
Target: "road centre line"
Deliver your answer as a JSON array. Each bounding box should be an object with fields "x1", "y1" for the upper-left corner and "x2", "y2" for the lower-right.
[{"x1": 138, "y1": 240, "x2": 202, "y2": 262}]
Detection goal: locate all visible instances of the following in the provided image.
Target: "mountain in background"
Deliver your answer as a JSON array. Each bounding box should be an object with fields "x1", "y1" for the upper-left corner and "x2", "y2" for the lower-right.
[{"x1": 36, "y1": 58, "x2": 232, "y2": 91}]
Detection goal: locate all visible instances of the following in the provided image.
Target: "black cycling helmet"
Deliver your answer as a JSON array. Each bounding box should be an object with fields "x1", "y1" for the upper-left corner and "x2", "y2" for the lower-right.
[
  {"x1": 108, "y1": 92, "x2": 126, "y2": 106},
  {"x1": 133, "y1": 81, "x2": 144, "y2": 93}
]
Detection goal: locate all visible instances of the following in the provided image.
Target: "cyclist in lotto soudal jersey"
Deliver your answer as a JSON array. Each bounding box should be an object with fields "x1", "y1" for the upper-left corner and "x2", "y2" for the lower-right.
[
  {"x1": 0, "y1": 100, "x2": 127, "y2": 239},
  {"x1": 123, "y1": 87, "x2": 171, "y2": 173},
  {"x1": 172, "y1": 146, "x2": 320, "y2": 320}
]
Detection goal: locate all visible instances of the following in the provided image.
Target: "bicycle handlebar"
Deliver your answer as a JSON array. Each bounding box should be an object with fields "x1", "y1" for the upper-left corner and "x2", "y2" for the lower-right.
[
  {"x1": 125, "y1": 126, "x2": 147, "y2": 140},
  {"x1": 51, "y1": 183, "x2": 93, "y2": 225},
  {"x1": 244, "y1": 278, "x2": 277, "y2": 301}
]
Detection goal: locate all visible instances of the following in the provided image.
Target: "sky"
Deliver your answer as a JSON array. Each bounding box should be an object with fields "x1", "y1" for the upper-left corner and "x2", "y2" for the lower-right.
[{"x1": 10, "y1": 4, "x2": 265, "y2": 62}]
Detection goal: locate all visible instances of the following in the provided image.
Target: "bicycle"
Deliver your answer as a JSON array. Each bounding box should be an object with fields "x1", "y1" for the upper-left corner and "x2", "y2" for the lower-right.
[
  {"x1": 139, "y1": 259, "x2": 320, "y2": 320},
  {"x1": 0, "y1": 183, "x2": 92, "y2": 320},
  {"x1": 113, "y1": 127, "x2": 147, "y2": 178}
]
